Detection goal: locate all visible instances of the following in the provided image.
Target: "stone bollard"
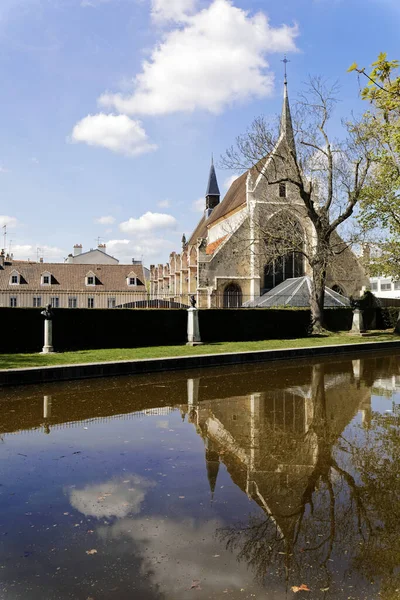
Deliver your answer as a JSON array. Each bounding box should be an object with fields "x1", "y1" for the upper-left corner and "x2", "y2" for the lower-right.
[
  {"x1": 41, "y1": 304, "x2": 54, "y2": 353},
  {"x1": 42, "y1": 319, "x2": 54, "y2": 353},
  {"x1": 351, "y1": 308, "x2": 365, "y2": 335},
  {"x1": 187, "y1": 307, "x2": 203, "y2": 346}
]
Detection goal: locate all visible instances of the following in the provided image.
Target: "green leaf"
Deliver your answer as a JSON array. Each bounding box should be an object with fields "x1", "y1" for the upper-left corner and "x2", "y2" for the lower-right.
[{"x1": 347, "y1": 62, "x2": 358, "y2": 73}]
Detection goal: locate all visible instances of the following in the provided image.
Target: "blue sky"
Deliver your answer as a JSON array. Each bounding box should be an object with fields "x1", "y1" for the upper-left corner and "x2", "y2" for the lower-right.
[{"x1": 0, "y1": 0, "x2": 398, "y2": 265}]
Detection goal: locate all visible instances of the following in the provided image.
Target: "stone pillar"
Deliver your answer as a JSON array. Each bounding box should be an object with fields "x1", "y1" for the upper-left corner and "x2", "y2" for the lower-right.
[
  {"x1": 42, "y1": 319, "x2": 54, "y2": 353},
  {"x1": 43, "y1": 395, "x2": 52, "y2": 418},
  {"x1": 187, "y1": 378, "x2": 200, "y2": 407},
  {"x1": 351, "y1": 309, "x2": 365, "y2": 334},
  {"x1": 187, "y1": 307, "x2": 203, "y2": 346}
]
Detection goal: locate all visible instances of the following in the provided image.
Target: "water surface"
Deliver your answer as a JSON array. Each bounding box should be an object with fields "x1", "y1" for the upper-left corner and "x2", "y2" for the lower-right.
[{"x1": 1, "y1": 353, "x2": 400, "y2": 599}]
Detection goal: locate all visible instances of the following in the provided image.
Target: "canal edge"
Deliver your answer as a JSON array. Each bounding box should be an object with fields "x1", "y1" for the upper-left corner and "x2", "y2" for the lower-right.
[{"x1": 1, "y1": 339, "x2": 400, "y2": 387}]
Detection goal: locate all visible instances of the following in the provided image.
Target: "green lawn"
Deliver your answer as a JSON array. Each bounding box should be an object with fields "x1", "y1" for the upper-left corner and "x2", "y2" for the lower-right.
[{"x1": 0, "y1": 331, "x2": 398, "y2": 371}]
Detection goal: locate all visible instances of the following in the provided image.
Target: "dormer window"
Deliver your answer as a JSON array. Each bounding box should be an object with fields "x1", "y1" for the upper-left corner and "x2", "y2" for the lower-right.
[
  {"x1": 41, "y1": 272, "x2": 51, "y2": 285},
  {"x1": 10, "y1": 270, "x2": 20, "y2": 285},
  {"x1": 85, "y1": 272, "x2": 96, "y2": 286},
  {"x1": 127, "y1": 273, "x2": 137, "y2": 286},
  {"x1": 279, "y1": 182, "x2": 286, "y2": 198}
]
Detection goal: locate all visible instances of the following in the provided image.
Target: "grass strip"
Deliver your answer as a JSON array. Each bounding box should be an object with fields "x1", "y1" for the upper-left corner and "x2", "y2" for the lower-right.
[{"x1": 0, "y1": 331, "x2": 398, "y2": 371}]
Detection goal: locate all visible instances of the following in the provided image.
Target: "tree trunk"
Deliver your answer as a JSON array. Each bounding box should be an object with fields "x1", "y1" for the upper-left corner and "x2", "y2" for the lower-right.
[{"x1": 310, "y1": 261, "x2": 327, "y2": 335}]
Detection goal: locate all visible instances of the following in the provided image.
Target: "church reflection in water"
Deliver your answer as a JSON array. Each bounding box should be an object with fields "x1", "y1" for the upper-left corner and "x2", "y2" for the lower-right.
[
  {"x1": 2, "y1": 354, "x2": 400, "y2": 597},
  {"x1": 179, "y1": 357, "x2": 400, "y2": 592}
]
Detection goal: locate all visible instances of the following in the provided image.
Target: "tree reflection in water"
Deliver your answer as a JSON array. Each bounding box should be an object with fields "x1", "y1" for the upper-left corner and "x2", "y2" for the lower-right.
[{"x1": 185, "y1": 360, "x2": 400, "y2": 598}]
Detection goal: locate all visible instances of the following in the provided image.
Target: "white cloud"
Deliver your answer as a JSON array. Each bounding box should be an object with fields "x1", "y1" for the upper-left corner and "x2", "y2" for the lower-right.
[
  {"x1": 95, "y1": 215, "x2": 116, "y2": 225},
  {"x1": 0, "y1": 215, "x2": 18, "y2": 229},
  {"x1": 70, "y1": 113, "x2": 157, "y2": 157},
  {"x1": 151, "y1": 0, "x2": 197, "y2": 22},
  {"x1": 99, "y1": 0, "x2": 298, "y2": 116},
  {"x1": 11, "y1": 244, "x2": 65, "y2": 261},
  {"x1": 98, "y1": 517, "x2": 267, "y2": 598},
  {"x1": 0, "y1": 165, "x2": 9, "y2": 174},
  {"x1": 192, "y1": 197, "x2": 204, "y2": 213},
  {"x1": 157, "y1": 199, "x2": 171, "y2": 208},
  {"x1": 120, "y1": 211, "x2": 177, "y2": 233},
  {"x1": 224, "y1": 174, "x2": 238, "y2": 190},
  {"x1": 69, "y1": 475, "x2": 155, "y2": 519},
  {"x1": 106, "y1": 237, "x2": 176, "y2": 262}
]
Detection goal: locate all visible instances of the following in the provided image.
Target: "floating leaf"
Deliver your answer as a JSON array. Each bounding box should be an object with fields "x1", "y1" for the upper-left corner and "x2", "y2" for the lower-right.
[{"x1": 291, "y1": 584, "x2": 310, "y2": 593}]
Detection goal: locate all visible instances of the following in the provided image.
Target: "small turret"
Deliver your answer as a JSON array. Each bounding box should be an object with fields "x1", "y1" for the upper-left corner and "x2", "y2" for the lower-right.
[
  {"x1": 205, "y1": 156, "x2": 220, "y2": 219},
  {"x1": 205, "y1": 439, "x2": 220, "y2": 501}
]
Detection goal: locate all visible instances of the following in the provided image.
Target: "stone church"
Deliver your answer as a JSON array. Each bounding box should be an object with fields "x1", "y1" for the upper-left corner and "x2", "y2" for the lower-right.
[{"x1": 150, "y1": 80, "x2": 368, "y2": 308}]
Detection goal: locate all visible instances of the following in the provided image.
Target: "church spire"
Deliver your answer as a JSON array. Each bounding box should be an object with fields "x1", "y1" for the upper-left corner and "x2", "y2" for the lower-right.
[
  {"x1": 205, "y1": 156, "x2": 220, "y2": 218},
  {"x1": 205, "y1": 440, "x2": 220, "y2": 500},
  {"x1": 279, "y1": 57, "x2": 296, "y2": 157}
]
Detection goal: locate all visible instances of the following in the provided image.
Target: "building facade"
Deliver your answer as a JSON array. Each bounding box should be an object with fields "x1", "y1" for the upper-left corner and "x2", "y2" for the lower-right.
[
  {"x1": 150, "y1": 81, "x2": 369, "y2": 307},
  {"x1": 0, "y1": 245, "x2": 147, "y2": 309}
]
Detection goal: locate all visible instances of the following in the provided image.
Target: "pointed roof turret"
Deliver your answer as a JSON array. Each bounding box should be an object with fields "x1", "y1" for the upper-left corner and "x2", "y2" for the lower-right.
[
  {"x1": 206, "y1": 156, "x2": 220, "y2": 197},
  {"x1": 205, "y1": 443, "x2": 220, "y2": 500},
  {"x1": 279, "y1": 59, "x2": 296, "y2": 157}
]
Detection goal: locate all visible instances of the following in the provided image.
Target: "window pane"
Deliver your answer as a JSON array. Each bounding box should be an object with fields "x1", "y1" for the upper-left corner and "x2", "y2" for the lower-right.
[
  {"x1": 293, "y1": 252, "x2": 303, "y2": 277},
  {"x1": 284, "y1": 253, "x2": 294, "y2": 279},
  {"x1": 51, "y1": 297, "x2": 59, "y2": 308},
  {"x1": 394, "y1": 282, "x2": 400, "y2": 290},
  {"x1": 43, "y1": 275, "x2": 50, "y2": 284},
  {"x1": 264, "y1": 263, "x2": 274, "y2": 291},
  {"x1": 129, "y1": 277, "x2": 136, "y2": 285},
  {"x1": 10, "y1": 297, "x2": 17, "y2": 307},
  {"x1": 274, "y1": 257, "x2": 284, "y2": 286},
  {"x1": 68, "y1": 297, "x2": 77, "y2": 308},
  {"x1": 108, "y1": 297, "x2": 116, "y2": 309},
  {"x1": 11, "y1": 275, "x2": 18, "y2": 284},
  {"x1": 87, "y1": 276, "x2": 94, "y2": 285},
  {"x1": 88, "y1": 297, "x2": 94, "y2": 308}
]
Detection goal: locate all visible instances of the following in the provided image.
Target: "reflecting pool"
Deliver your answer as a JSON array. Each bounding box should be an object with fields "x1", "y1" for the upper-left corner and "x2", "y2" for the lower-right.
[{"x1": 1, "y1": 353, "x2": 400, "y2": 599}]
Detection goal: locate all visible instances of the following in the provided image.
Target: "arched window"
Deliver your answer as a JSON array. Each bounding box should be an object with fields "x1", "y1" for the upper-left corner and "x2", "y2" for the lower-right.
[
  {"x1": 263, "y1": 216, "x2": 304, "y2": 291},
  {"x1": 223, "y1": 283, "x2": 242, "y2": 308},
  {"x1": 332, "y1": 284, "x2": 346, "y2": 296}
]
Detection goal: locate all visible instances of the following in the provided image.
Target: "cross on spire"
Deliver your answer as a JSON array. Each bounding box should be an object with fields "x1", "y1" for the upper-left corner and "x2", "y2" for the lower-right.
[{"x1": 281, "y1": 55, "x2": 290, "y2": 84}]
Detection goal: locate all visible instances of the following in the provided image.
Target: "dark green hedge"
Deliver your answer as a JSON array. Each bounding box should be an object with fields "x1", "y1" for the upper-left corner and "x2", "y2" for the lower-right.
[
  {"x1": 0, "y1": 306, "x2": 369, "y2": 354},
  {"x1": 199, "y1": 308, "x2": 311, "y2": 342},
  {"x1": 0, "y1": 308, "x2": 187, "y2": 353}
]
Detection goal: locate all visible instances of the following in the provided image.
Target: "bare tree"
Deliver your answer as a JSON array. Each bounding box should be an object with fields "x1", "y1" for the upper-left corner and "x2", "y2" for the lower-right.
[{"x1": 221, "y1": 77, "x2": 374, "y2": 333}]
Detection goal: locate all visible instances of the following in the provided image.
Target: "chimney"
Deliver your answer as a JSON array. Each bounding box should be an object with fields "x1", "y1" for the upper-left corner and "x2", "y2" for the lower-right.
[
  {"x1": 73, "y1": 244, "x2": 82, "y2": 256},
  {"x1": 0, "y1": 250, "x2": 4, "y2": 268},
  {"x1": 39, "y1": 257, "x2": 43, "y2": 263},
  {"x1": 98, "y1": 243, "x2": 106, "y2": 251},
  {"x1": 132, "y1": 258, "x2": 142, "y2": 265}
]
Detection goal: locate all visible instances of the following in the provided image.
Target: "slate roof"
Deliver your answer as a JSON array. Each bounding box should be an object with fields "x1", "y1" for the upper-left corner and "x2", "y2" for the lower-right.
[
  {"x1": 206, "y1": 171, "x2": 248, "y2": 227},
  {"x1": 187, "y1": 214, "x2": 207, "y2": 246},
  {"x1": 206, "y1": 161, "x2": 220, "y2": 197},
  {"x1": 244, "y1": 276, "x2": 350, "y2": 308},
  {"x1": 0, "y1": 261, "x2": 146, "y2": 291}
]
